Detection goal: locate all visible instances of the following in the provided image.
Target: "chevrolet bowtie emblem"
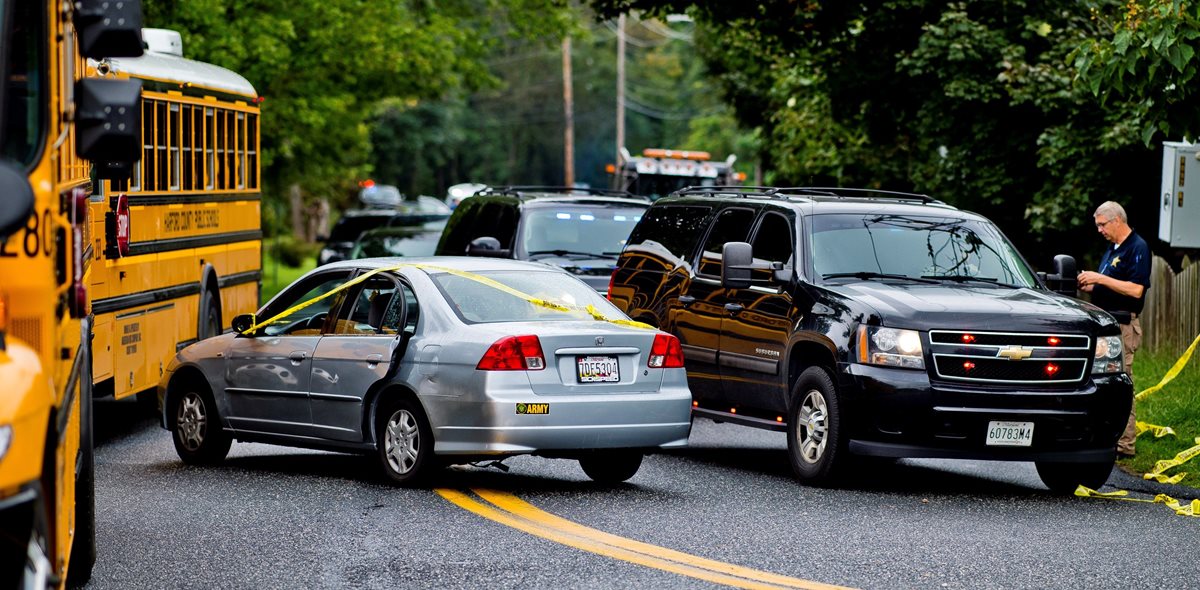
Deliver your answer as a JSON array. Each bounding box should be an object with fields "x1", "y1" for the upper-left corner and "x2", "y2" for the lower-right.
[{"x1": 998, "y1": 346, "x2": 1032, "y2": 360}]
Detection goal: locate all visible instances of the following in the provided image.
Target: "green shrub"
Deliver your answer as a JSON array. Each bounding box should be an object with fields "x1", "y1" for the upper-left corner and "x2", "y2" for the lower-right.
[{"x1": 272, "y1": 236, "x2": 319, "y2": 267}]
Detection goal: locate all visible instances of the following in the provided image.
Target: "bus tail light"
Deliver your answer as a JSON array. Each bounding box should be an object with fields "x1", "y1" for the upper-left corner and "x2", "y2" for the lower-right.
[{"x1": 106, "y1": 192, "x2": 130, "y2": 258}]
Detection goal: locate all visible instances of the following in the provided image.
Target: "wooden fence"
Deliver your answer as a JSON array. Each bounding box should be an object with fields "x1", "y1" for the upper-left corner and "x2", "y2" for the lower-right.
[{"x1": 1140, "y1": 256, "x2": 1200, "y2": 353}]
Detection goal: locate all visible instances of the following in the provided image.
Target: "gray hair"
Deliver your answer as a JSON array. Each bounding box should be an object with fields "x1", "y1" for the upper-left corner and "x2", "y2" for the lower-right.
[{"x1": 1095, "y1": 201, "x2": 1127, "y2": 223}]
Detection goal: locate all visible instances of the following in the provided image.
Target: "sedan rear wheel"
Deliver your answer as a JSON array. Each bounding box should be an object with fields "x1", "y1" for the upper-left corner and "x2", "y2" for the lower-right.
[
  {"x1": 377, "y1": 398, "x2": 435, "y2": 486},
  {"x1": 579, "y1": 451, "x2": 643, "y2": 483},
  {"x1": 172, "y1": 388, "x2": 231, "y2": 465}
]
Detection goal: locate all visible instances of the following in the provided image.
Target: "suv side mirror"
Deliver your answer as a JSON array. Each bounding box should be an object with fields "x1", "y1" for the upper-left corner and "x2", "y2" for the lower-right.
[
  {"x1": 721, "y1": 242, "x2": 754, "y2": 289},
  {"x1": 466, "y1": 236, "x2": 511, "y2": 258},
  {"x1": 1042, "y1": 254, "x2": 1078, "y2": 297},
  {"x1": 231, "y1": 313, "x2": 257, "y2": 336},
  {"x1": 0, "y1": 161, "x2": 34, "y2": 239}
]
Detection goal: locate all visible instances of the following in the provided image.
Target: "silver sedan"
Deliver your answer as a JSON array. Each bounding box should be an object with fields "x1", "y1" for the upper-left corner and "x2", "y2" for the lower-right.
[{"x1": 157, "y1": 257, "x2": 692, "y2": 485}]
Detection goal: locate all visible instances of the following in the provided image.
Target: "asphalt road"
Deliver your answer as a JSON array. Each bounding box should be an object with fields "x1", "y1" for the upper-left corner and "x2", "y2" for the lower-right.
[{"x1": 87, "y1": 398, "x2": 1199, "y2": 590}]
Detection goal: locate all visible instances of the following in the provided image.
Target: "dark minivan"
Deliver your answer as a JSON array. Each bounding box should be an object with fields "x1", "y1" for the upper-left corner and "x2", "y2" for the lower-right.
[
  {"x1": 608, "y1": 186, "x2": 1132, "y2": 492},
  {"x1": 434, "y1": 186, "x2": 650, "y2": 294}
]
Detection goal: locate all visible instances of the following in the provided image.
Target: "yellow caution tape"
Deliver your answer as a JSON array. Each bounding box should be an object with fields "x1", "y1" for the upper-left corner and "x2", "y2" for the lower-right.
[
  {"x1": 1144, "y1": 472, "x2": 1188, "y2": 484},
  {"x1": 1135, "y1": 332, "x2": 1200, "y2": 401},
  {"x1": 1142, "y1": 438, "x2": 1200, "y2": 483},
  {"x1": 1135, "y1": 421, "x2": 1177, "y2": 438},
  {"x1": 1075, "y1": 486, "x2": 1200, "y2": 517},
  {"x1": 244, "y1": 263, "x2": 654, "y2": 335}
]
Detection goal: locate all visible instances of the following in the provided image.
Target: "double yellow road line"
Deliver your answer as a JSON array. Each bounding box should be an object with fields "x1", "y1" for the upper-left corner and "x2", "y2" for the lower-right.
[{"x1": 436, "y1": 488, "x2": 852, "y2": 590}]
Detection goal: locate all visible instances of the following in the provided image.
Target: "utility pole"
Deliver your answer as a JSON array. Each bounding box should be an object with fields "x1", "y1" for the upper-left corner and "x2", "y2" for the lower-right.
[
  {"x1": 616, "y1": 14, "x2": 626, "y2": 167},
  {"x1": 563, "y1": 36, "x2": 575, "y2": 187}
]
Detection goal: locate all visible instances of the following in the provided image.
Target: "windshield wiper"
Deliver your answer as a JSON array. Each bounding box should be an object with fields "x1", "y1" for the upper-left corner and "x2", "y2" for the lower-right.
[
  {"x1": 822, "y1": 272, "x2": 938, "y2": 284},
  {"x1": 527, "y1": 249, "x2": 611, "y2": 260},
  {"x1": 921, "y1": 274, "x2": 1019, "y2": 288}
]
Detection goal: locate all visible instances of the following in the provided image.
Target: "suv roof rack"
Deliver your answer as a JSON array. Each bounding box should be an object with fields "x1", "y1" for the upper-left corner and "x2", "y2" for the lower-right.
[
  {"x1": 478, "y1": 185, "x2": 646, "y2": 200},
  {"x1": 672, "y1": 185, "x2": 940, "y2": 204}
]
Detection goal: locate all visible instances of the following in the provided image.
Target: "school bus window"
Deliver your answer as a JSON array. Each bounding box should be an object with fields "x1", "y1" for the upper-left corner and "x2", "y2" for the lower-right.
[
  {"x1": 155, "y1": 100, "x2": 168, "y2": 189},
  {"x1": 247, "y1": 113, "x2": 258, "y2": 189},
  {"x1": 236, "y1": 111, "x2": 246, "y2": 189},
  {"x1": 2, "y1": 0, "x2": 47, "y2": 167},
  {"x1": 169, "y1": 103, "x2": 181, "y2": 190},
  {"x1": 180, "y1": 104, "x2": 192, "y2": 190},
  {"x1": 205, "y1": 107, "x2": 215, "y2": 190}
]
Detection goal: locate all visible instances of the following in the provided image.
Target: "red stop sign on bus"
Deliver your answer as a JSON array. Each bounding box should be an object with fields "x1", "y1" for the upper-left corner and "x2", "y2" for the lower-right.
[{"x1": 115, "y1": 193, "x2": 130, "y2": 257}]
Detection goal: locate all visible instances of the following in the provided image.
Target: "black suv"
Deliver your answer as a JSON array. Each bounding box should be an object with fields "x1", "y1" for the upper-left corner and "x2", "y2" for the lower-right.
[
  {"x1": 318, "y1": 197, "x2": 451, "y2": 266},
  {"x1": 434, "y1": 186, "x2": 650, "y2": 293},
  {"x1": 609, "y1": 186, "x2": 1132, "y2": 492}
]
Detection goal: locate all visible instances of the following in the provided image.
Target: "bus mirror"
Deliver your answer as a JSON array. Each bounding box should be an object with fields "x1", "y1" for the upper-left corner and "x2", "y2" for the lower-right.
[
  {"x1": 75, "y1": 78, "x2": 142, "y2": 165},
  {"x1": 75, "y1": 0, "x2": 145, "y2": 59},
  {"x1": 0, "y1": 161, "x2": 34, "y2": 239}
]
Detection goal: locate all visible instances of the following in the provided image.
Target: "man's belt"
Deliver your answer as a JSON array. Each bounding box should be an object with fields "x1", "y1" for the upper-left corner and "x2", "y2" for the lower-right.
[{"x1": 1110, "y1": 310, "x2": 1136, "y2": 325}]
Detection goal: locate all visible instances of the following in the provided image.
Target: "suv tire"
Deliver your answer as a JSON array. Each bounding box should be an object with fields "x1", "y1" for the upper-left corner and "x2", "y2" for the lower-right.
[
  {"x1": 787, "y1": 367, "x2": 845, "y2": 485},
  {"x1": 1035, "y1": 460, "x2": 1113, "y2": 494}
]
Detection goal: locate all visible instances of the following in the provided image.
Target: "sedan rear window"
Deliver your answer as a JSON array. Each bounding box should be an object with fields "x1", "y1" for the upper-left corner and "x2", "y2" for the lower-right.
[{"x1": 432, "y1": 270, "x2": 627, "y2": 324}]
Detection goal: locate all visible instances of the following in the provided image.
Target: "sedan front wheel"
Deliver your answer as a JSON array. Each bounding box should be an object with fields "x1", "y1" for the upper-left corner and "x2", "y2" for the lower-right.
[{"x1": 172, "y1": 388, "x2": 231, "y2": 465}]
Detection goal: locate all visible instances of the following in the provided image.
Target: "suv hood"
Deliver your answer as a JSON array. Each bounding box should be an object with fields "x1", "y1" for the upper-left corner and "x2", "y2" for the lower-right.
[{"x1": 825, "y1": 282, "x2": 1117, "y2": 333}]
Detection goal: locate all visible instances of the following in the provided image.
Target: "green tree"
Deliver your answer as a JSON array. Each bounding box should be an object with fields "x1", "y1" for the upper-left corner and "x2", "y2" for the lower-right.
[
  {"x1": 589, "y1": 1, "x2": 1168, "y2": 265},
  {"x1": 143, "y1": 0, "x2": 572, "y2": 230}
]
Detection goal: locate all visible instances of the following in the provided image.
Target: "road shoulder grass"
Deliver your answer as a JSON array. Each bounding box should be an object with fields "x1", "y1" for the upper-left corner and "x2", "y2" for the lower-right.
[{"x1": 1121, "y1": 342, "x2": 1200, "y2": 489}]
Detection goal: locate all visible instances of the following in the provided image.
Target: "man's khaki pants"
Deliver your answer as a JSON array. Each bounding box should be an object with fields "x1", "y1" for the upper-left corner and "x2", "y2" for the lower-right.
[{"x1": 1117, "y1": 314, "x2": 1142, "y2": 455}]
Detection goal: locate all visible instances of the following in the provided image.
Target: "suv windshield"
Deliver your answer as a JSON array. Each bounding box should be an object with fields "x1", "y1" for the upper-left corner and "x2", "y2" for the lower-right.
[
  {"x1": 521, "y1": 206, "x2": 645, "y2": 259},
  {"x1": 433, "y1": 270, "x2": 625, "y2": 324},
  {"x1": 810, "y1": 213, "x2": 1037, "y2": 288}
]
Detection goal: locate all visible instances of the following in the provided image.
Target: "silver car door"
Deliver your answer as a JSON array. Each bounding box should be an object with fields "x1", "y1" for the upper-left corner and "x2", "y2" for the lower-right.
[
  {"x1": 309, "y1": 274, "x2": 412, "y2": 442},
  {"x1": 224, "y1": 270, "x2": 350, "y2": 437}
]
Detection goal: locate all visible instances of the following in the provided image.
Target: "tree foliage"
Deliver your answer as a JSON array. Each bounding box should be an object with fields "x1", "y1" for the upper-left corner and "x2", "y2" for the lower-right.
[
  {"x1": 589, "y1": 0, "x2": 1179, "y2": 265},
  {"x1": 143, "y1": 0, "x2": 572, "y2": 213}
]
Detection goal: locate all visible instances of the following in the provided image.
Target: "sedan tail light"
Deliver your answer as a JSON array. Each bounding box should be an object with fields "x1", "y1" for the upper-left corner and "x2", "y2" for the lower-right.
[
  {"x1": 648, "y1": 334, "x2": 684, "y2": 368},
  {"x1": 477, "y1": 335, "x2": 546, "y2": 371}
]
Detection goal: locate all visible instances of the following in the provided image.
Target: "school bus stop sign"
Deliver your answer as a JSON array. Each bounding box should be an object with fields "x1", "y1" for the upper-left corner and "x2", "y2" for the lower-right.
[{"x1": 115, "y1": 193, "x2": 130, "y2": 256}]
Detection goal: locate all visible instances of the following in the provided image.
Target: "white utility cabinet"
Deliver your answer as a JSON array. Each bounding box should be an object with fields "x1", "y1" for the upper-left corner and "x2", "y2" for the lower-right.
[{"x1": 1160, "y1": 141, "x2": 1200, "y2": 248}]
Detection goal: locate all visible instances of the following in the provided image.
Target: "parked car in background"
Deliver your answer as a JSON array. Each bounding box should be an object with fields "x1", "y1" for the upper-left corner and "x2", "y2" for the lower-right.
[
  {"x1": 435, "y1": 186, "x2": 650, "y2": 294},
  {"x1": 319, "y1": 196, "x2": 452, "y2": 266},
  {"x1": 348, "y1": 223, "x2": 444, "y2": 260},
  {"x1": 157, "y1": 258, "x2": 692, "y2": 485},
  {"x1": 446, "y1": 182, "x2": 486, "y2": 210},
  {"x1": 608, "y1": 186, "x2": 1131, "y2": 493}
]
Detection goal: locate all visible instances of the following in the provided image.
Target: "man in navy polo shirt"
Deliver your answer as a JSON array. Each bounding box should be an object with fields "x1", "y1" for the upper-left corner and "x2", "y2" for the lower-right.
[{"x1": 1077, "y1": 201, "x2": 1151, "y2": 458}]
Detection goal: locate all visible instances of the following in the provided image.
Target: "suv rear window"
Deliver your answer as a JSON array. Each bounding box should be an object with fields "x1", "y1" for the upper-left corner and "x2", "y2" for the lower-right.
[
  {"x1": 432, "y1": 270, "x2": 627, "y2": 324},
  {"x1": 626, "y1": 205, "x2": 711, "y2": 260}
]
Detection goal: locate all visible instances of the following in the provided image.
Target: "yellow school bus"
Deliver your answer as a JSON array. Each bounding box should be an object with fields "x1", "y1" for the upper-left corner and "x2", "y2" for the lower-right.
[
  {"x1": 87, "y1": 28, "x2": 262, "y2": 402},
  {"x1": 0, "y1": 0, "x2": 143, "y2": 587}
]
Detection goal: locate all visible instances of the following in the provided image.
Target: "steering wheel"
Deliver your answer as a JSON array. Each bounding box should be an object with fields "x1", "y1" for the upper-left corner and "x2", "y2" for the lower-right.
[{"x1": 305, "y1": 312, "x2": 329, "y2": 330}]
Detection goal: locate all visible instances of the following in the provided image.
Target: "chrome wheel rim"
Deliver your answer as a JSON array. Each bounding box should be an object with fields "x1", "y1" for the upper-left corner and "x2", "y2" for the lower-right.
[
  {"x1": 177, "y1": 392, "x2": 207, "y2": 452},
  {"x1": 795, "y1": 389, "x2": 828, "y2": 464},
  {"x1": 384, "y1": 410, "x2": 420, "y2": 475}
]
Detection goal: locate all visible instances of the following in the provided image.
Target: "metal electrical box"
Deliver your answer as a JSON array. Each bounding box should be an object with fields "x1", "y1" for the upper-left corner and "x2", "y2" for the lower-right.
[{"x1": 1160, "y1": 141, "x2": 1200, "y2": 248}]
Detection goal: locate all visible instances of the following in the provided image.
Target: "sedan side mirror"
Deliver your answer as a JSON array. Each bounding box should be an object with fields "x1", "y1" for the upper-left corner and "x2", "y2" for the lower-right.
[
  {"x1": 231, "y1": 313, "x2": 257, "y2": 336},
  {"x1": 466, "y1": 236, "x2": 511, "y2": 258},
  {"x1": 721, "y1": 242, "x2": 754, "y2": 290}
]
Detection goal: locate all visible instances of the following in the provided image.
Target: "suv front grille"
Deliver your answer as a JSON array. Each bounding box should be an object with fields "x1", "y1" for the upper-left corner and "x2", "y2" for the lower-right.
[{"x1": 928, "y1": 330, "x2": 1090, "y2": 385}]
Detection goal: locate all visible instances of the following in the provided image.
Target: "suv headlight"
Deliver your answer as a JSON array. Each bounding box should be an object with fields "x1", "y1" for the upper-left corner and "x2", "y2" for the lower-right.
[
  {"x1": 858, "y1": 326, "x2": 925, "y2": 370},
  {"x1": 1092, "y1": 335, "x2": 1124, "y2": 374}
]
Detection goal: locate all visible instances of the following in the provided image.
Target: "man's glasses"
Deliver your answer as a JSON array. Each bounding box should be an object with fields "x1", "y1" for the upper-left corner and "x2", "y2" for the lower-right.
[{"x1": 1095, "y1": 218, "x2": 1113, "y2": 229}]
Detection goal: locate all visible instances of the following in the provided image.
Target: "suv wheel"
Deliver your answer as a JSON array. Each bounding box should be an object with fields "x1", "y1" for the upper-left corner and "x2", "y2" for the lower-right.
[
  {"x1": 787, "y1": 367, "x2": 845, "y2": 485},
  {"x1": 1035, "y1": 460, "x2": 1113, "y2": 494}
]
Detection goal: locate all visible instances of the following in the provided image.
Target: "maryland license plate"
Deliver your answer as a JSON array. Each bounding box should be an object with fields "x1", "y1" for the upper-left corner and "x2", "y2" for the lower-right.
[
  {"x1": 985, "y1": 421, "x2": 1034, "y2": 447},
  {"x1": 577, "y1": 355, "x2": 619, "y2": 383}
]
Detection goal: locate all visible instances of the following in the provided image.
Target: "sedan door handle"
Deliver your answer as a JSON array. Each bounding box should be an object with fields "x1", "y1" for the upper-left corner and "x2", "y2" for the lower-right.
[
  {"x1": 366, "y1": 353, "x2": 383, "y2": 367},
  {"x1": 289, "y1": 351, "x2": 308, "y2": 365},
  {"x1": 678, "y1": 295, "x2": 696, "y2": 306},
  {"x1": 724, "y1": 303, "x2": 744, "y2": 313}
]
